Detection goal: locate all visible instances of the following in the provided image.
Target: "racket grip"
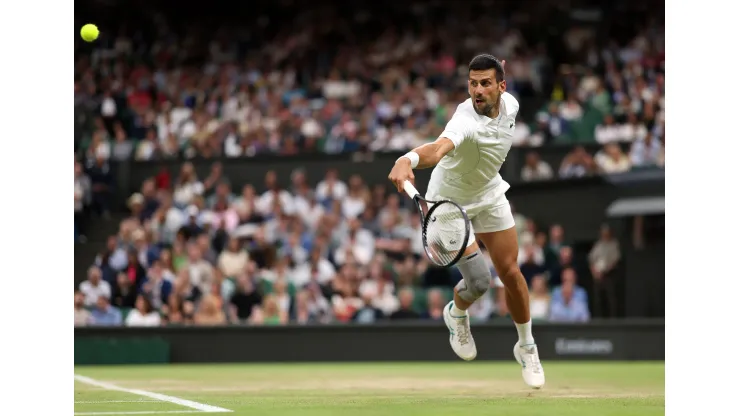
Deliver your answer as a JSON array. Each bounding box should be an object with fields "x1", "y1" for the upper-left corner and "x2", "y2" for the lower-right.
[{"x1": 403, "y1": 180, "x2": 420, "y2": 199}]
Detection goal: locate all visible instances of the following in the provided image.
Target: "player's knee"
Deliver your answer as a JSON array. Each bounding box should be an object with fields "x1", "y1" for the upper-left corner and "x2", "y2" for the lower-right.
[
  {"x1": 470, "y1": 275, "x2": 491, "y2": 297},
  {"x1": 498, "y1": 262, "x2": 523, "y2": 286},
  {"x1": 456, "y1": 250, "x2": 492, "y2": 302}
]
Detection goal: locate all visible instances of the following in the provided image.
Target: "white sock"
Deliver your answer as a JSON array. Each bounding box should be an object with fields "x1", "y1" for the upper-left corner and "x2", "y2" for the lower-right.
[
  {"x1": 515, "y1": 320, "x2": 535, "y2": 345},
  {"x1": 450, "y1": 302, "x2": 467, "y2": 317}
]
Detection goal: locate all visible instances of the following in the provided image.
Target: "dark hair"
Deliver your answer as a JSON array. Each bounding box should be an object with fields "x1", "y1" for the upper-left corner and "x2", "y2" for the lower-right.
[{"x1": 469, "y1": 54, "x2": 505, "y2": 82}]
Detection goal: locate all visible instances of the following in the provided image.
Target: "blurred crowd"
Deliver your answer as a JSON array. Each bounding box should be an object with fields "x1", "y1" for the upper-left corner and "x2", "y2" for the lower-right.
[
  {"x1": 75, "y1": 162, "x2": 623, "y2": 327},
  {"x1": 75, "y1": 0, "x2": 664, "y2": 173}
]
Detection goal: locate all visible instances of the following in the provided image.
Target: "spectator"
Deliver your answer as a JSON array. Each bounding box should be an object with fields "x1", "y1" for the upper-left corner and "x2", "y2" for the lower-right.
[
  {"x1": 529, "y1": 275, "x2": 550, "y2": 321},
  {"x1": 589, "y1": 224, "x2": 621, "y2": 318},
  {"x1": 186, "y1": 243, "x2": 215, "y2": 295},
  {"x1": 260, "y1": 294, "x2": 288, "y2": 325},
  {"x1": 420, "y1": 288, "x2": 445, "y2": 321},
  {"x1": 491, "y1": 286, "x2": 510, "y2": 321},
  {"x1": 390, "y1": 288, "x2": 420, "y2": 320},
  {"x1": 74, "y1": 291, "x2": 92, "y2": 327},
  {"x1": 559, "y1": 146, "x2": 596, "y2": 178},
  {"x1": 352, "y1": 292, "x2": 386, "y2": 323},
  {"x1": 90, "y1": 296, "x2": 123, "y2": 326},
  {"x1": 518, "y1": 244, "x2": 546, "y2": 285},
  {"x1": 142, "y1": 260, "x2": 174, "y2": 310},
  {"x1": 126, "y1": 295, "x2": 162, "y2": 327},
  {"x1": 549, "y1": 281, "x2": 590, "y2": 322},
  {"x1": 193, "y1": 294, "x2": 227, "y2": 326},
  {"x1": 551, "y1": 267, "x2": 588, "y2": 305},
  {"x1": 123, "y1": 249, "x2": 147, "y2": 291},
  {"x1": 559, "y1": 96, "x2": 583, "y2": 122},
  {"x1": 595, "y1": 143, "x2": 631, "y2": 174},
  {"x1": 218, "y1": 237, "x2": 249, "y2": 278},
  {"x1": 229, "y1": 273, "x2": 263, "y2": 323},
  {"x1": 548, "y1": 246, "x2": 575, "y2": 287},
  {"x1": 111, "y1": 272, "x2": 138, "y2": 309},
  {"x1": 594, "y1": 114, "x2": 625, "y2": 144},
  {"x1": 79, "y1": 266, "x2": 112, "y2": 308},
  {"x1": 520, "y1": 151, "x2": 554, "y2": 182},
  {"x1": 630, "y1": 132, "x2": 663, "y2": 168}
]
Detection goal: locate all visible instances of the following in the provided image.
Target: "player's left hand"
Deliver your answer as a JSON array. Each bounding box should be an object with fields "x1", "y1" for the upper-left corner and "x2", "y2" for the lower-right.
[{"x1": 388, "y1": 158, "x2": 415, "y2": 193}]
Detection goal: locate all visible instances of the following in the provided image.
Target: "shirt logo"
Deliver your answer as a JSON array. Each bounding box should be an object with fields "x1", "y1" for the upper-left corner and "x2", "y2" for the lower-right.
[{"x1": 510, "y1": 122, "x2": 514, "y2": 128}]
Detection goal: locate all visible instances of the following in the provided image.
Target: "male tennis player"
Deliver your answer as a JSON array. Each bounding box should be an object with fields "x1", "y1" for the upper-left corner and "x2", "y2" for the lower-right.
[{"x1": 388, "y1": 54, "x2": 545, "y2": 389}]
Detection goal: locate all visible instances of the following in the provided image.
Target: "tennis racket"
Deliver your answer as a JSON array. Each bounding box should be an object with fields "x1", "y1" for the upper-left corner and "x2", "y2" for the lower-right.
[{"x1": 402, "y1": 180, "x2": 471, "y2": 268}]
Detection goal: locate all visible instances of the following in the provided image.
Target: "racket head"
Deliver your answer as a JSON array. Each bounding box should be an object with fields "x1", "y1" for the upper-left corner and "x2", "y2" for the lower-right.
[{"x1": 420, "y1": 199, "x2": 470, "y2": 267}]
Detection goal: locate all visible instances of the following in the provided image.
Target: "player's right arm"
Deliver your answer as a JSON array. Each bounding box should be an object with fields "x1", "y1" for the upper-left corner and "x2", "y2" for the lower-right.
[
  {"x1": 388, "y1": 107, "x2": 469, "y2": 192},
  {"x1": 387, "y1": 137, "x2": 455, "y2": 193}
]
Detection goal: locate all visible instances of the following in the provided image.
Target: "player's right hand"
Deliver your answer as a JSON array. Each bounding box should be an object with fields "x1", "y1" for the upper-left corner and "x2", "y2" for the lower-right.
[{"x1": 388, "y1": 158, "x2": 415, "y2": 193}]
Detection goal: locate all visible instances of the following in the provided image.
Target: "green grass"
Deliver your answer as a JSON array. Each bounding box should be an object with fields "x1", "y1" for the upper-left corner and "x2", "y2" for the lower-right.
[{"x1": 74, "y1": 362, "x2": 664, "y2": 415}]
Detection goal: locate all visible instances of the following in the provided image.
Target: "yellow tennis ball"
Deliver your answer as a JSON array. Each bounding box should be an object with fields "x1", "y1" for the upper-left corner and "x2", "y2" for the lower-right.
[{"x1": 80, "y1": 24, "x2": 99, "y2": 42}]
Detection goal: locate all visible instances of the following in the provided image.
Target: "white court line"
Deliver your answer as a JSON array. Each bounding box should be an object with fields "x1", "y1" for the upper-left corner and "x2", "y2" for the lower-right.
[
  {"x1": 74, "y1": 411, "x2": 203, "y2": 415},
  {"x1": 74, "y1": 374, "x2": 232, "y2": 413},
  {"x1": 75, "y1": 400, "x2": 160, "y2": 404}
]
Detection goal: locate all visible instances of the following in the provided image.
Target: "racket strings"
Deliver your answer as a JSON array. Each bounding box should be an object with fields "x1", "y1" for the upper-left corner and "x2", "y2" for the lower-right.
[{"x1": 424, "y1": 202, "x2": 468, "y2": 266}]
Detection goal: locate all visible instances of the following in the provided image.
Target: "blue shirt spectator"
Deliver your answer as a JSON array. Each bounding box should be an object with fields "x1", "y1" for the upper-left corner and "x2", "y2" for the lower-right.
[
  {"x1": 90, "y1": 297, "x2": 123, "y2": 326},
  {"x1": 549, "y1": 282, "x2": 590, "y2": 322}
]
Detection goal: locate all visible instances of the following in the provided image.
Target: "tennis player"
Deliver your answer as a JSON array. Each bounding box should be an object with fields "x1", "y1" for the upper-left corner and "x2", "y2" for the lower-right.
[{"x1": 388, "y1": 54, "x2": 545, "y2": 389}]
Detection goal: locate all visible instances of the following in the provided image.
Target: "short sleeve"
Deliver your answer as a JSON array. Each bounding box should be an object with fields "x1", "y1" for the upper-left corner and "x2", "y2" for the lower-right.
[{"x1": 439, "y1": 112, "x2": 470, "y2": 149}]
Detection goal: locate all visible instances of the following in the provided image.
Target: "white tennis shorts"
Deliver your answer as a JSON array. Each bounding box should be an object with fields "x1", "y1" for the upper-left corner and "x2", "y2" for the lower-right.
[{"x1": 426, "y1": 185, "x2": 516, "y2": 248}]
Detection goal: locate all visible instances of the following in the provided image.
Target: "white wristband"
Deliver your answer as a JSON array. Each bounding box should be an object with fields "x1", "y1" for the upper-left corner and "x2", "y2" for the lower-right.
[{"x1": 398, "y1": 151, "x2": 420, "y2": 169}]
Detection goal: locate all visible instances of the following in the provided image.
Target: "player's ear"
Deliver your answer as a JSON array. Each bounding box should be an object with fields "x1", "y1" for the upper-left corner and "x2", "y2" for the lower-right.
[{"x1": 499, "y1": 79, "x2": 506, "y2": 92}]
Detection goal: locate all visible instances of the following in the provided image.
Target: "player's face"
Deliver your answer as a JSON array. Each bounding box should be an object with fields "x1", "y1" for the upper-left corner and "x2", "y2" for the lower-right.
[{"x1": 468, "y1": 69, "x2": 506, "y2": 117}]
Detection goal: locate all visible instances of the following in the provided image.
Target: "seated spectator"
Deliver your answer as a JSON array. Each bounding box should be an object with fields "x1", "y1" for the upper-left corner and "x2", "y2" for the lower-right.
[
  {"x1": 518, "y1": 245, "x2": 546, "y2": 285},
  {"x1": 229, "y1": 273, "x2": 263, "y2": 324},
  {"x1": 595, "y1": 143, "x2": 631, "y2": 174},
  {"x1": 390, "y1": 288, "x2": 420, "y2": 320},
  {"x1": 548, "y1": 246, "x2": 575, "y2": 287},
  {"x1": 559, "y1": 146, "x2": 596, "y2": 178},
  {"x1": 194, "y1": 294, "x2": 227, "y2": 326},
  {"x1": 622, "y1": 112, "x2": 648, "y2": 142},
  {"x1": 74, "y1": 291, "x2": 92, "y2": 327},
  {"x1": 218, "y1": 237, "x2": 249, "y2": 278},
  {"x1": 551, "y1": 268, "x2": 588, "y2": 304},
  {"x1": 90, "y1": 296, "x2": 122, "y2": 326},
  {"x1": 549, "y1": 281, "x2": 590, "y2": 322},
  {"x1": 79, "y1": 266, "x2": 111, "y2": 308},
  {"x1": 630, "y1": 132, "x2": 663, "y2": 168},
  {"x1": 529, "y1": 275, "x2": 551, "y2": 321},
  {"x1": 520, "y1": 151, "x2": 554, "y2": 182},
  {"x1": 111, "y1": 272, "x2": 138, "y2": 309},
  {"x1": 358, "y1": 261, "x2": 399, "y2": 316},
  {"x1": 141, "y1": 260, "x2": 174, "y2": 310},
  {"x1": 558, "y1": 96, "x2": 583, "y2": 122},
  {"x1": 352, "y1": 292, "x2": 385, "y2": 323},
  {"x1": 126, "y1": 295, "x2": 162, "y2": 327},
  {"x1": 260, "y1": 294, "x2": 288, "y2": 325},
  {"x1": 595, "y1": 114, "x2": 626, "y2": 144},
  {"x1": 420, "y1": 288, "x2": 445, "y2": 321}
]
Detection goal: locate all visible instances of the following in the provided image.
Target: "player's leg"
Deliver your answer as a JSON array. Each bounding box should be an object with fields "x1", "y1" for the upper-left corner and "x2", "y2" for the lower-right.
[
  {"x1": 442, "y1": 230, "x2": 492, "y2": 361},
  {"x1": 474, "y1": 204, "x2": 545, "y2": 388}
]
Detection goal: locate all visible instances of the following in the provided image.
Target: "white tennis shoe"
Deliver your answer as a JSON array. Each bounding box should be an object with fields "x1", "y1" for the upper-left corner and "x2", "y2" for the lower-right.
[
  {"x1": 443, "y1": 301, "x2": 477, "y2": 361},
  {"x1": 513, "y1": 341, "x2": 546, "y2": 389}
]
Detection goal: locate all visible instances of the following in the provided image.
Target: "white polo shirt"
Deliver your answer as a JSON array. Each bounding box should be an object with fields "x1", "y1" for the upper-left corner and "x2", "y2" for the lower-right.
[{"x1": 426, "y1": 92, "x2": 519, "y2": 207}]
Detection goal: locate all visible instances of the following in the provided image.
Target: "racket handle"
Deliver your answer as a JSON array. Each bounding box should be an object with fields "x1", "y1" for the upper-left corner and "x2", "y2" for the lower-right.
[{"x1": 403, "y1": 180, "x2": 420, "y2": 199}]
